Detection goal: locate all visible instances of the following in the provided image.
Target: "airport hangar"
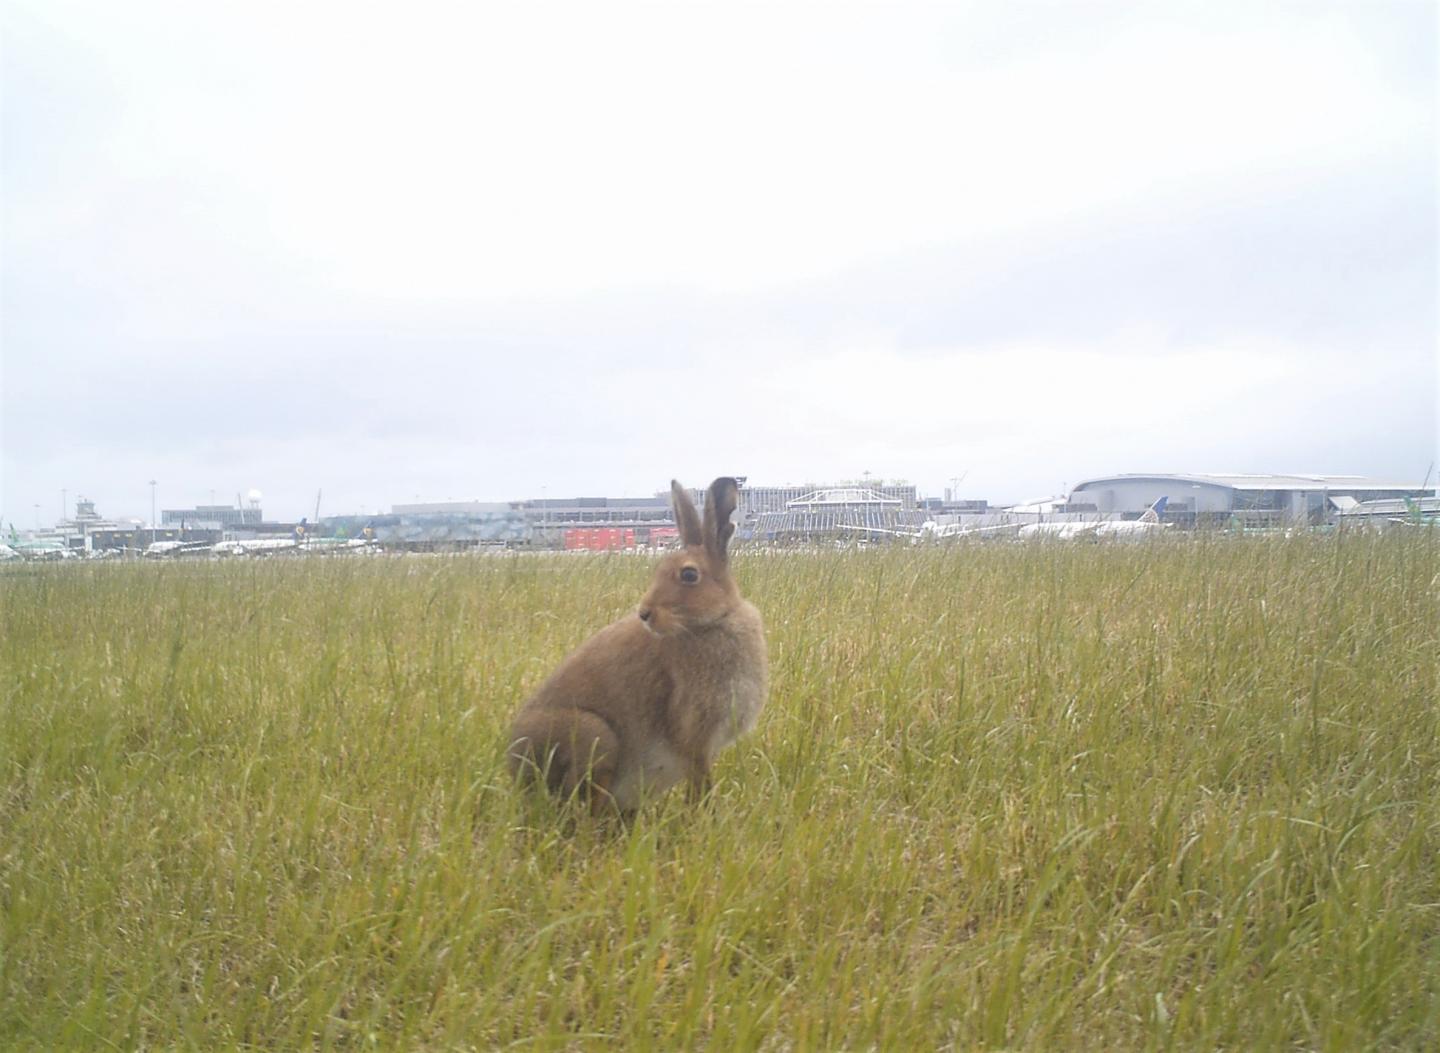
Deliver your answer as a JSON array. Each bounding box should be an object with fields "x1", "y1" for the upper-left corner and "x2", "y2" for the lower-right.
[{"x1": 1067, "y1": 474, "x2": 1430, "y2": 527}]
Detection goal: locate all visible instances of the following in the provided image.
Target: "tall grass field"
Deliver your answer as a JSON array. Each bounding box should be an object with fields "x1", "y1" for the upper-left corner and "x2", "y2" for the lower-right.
[{"x1": 3, "y1": 534, "x2": 1437, "y2": 1049}]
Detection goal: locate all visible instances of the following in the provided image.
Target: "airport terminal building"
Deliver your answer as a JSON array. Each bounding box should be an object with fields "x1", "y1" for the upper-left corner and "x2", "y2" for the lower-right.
[{"x1": 1067, "y1": 474, "x2": 1430, "y2": 526}]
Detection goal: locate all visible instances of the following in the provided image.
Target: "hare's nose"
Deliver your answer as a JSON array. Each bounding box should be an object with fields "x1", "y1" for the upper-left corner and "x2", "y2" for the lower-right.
[{"x1": 638, "y1": 608, "x2": 652, "y2": 622}]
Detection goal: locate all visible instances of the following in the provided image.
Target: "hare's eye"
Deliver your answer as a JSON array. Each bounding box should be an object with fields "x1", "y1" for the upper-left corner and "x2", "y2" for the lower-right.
[{"x1": 680, "y1": 566, "x2": 700, "y2": 585}]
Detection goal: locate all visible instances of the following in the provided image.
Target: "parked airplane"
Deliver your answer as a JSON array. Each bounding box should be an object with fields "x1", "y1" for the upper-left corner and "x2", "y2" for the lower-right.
[
  {"x1": 841, "y1": 518, "x2": 1021, "y2": 543},
  {"x1": 1018, "y1": 497, "x2": 1170, "y2": 540},
  {"x1": 5, "y1": 527, "x2": 73, "y2": 560},
  {"x1": 144, "y1": 540, "x2": 216, "y2": 558},
  {"x1": 300, "y1": 536, "x2": 379, "y2": 554},
  {"x1": 213, "y1": 537, "x2": 299, "y2": 556},
  {"x1": 1392, "y1": 496, "x2": 1440, "y2": 527},
  {"x1": 1093, "y1": 496, "x2": 1171, "y2": 538}
]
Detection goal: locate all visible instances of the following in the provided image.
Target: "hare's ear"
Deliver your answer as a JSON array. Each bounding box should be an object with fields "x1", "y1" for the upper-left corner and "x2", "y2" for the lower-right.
[
  {"x1": 671, "y1": 480, "x2": 704, "y2": 547},
  {"x1": 703, "y1": 477, "x2": 739, "y2": 563}
]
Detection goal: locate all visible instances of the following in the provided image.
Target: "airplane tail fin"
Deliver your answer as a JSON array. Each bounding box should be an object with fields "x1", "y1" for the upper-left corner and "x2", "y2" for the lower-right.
[{"x1": 1138, "y1": 496, "x2": 1168, "y2": 524}]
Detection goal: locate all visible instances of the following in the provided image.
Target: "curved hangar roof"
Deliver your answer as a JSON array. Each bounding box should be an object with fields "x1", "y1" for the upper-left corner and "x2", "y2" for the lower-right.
[{"x1": 1071, "y1": 473, "x2": 1426, "y2": 493}]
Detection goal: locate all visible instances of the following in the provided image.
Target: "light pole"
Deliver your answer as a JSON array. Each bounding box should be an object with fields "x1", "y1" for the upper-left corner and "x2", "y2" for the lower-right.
[
  {"x1": 148, "y1": 480, "x2": 157, "y2": 541},
  {"x1": 33, "y1": 503, "x2": 40, "y2": 530}
]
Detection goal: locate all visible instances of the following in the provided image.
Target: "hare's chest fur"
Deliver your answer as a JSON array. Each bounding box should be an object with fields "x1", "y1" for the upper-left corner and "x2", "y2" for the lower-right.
[
  {"x1": 705, "y1": 650, "x2": 766, "y2": 753},
  {"x1": 667, "y1": 602, "x2": 768, "y2": 758},
  {"x1": 625, "y1": 637, "x2": 765, "y2": 807}
]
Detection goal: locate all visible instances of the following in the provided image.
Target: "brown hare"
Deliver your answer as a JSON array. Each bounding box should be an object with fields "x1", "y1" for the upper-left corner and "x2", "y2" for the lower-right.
[{"x1": 507, "y1": 477, "x2": 767, "y2": 813}]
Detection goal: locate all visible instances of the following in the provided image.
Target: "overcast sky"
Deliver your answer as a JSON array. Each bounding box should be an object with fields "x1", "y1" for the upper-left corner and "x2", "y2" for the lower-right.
[{"x1": 2, "y1": 1, "x2": 1435, "y2": 525}]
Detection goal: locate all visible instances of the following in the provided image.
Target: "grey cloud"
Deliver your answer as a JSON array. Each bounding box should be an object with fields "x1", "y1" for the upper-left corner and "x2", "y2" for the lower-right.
[{"x1": 762, "y1": 160, "x2": 1436, "y2": 355}]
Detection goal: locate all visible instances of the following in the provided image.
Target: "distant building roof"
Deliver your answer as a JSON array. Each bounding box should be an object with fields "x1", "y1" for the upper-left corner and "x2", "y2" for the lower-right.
[
  {"x1": 1004, "y1": 496, "x2": 1068, "y2": 514},
  {"x1": 785, "y1": 488, "x2": 902, "y2": 508},
  {"x1": 392, "y1": 501, "x2": 515, "y2": 515}
]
